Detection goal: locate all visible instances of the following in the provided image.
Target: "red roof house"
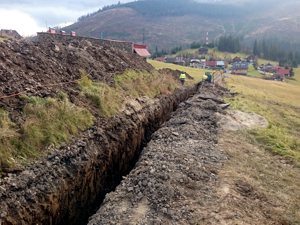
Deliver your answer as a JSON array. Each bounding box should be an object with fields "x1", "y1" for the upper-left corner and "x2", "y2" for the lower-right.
[
  {"x1": 133, "y1": 44, "x2": 151, "y2": 58},
  {"x1": 205, "y1": 61, "x2": 217, "y2": 69}
]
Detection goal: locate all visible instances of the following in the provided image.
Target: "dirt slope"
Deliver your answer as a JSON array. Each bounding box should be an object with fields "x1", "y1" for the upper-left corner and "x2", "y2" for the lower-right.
[{"x1": 0, "y1": 37, "x2": 152, "y2": 113}]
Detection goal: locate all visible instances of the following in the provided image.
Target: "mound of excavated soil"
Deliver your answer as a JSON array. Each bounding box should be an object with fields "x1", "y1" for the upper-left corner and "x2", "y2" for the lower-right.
[{"x1": 0, "y1": 37, "x2": 152, "y2": 113}]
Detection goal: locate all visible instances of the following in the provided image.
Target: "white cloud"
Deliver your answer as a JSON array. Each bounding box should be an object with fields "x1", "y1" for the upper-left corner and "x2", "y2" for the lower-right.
[
  {"x1": 0, "y1": 1, "x2": 133, "y2": 36},
  {"x1": 0, "y1": 9, "x2": 44, "y2": 36}
]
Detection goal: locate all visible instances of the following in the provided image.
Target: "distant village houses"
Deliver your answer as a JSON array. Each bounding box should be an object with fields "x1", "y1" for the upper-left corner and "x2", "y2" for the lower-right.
[{"x1": 231, "y1": 62, "x2": 249, "y2": 75}]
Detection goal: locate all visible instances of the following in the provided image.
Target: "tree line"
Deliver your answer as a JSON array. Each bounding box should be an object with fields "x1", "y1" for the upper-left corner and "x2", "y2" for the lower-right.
[
  {"x1": 217, "y1": 35, "x2": 241, "y2": 53},
  {"x1": 253, "y1": 39, "x2": 300, "y2": 67}
]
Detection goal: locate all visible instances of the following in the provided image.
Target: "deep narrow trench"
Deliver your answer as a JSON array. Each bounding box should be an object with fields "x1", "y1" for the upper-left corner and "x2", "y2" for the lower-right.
[
  {"x1": 0, "y1": 85, "x2": 199, "y2": 225},
  {"x1": 73, "y1": 118, "x2": 168, "y2": 225}
]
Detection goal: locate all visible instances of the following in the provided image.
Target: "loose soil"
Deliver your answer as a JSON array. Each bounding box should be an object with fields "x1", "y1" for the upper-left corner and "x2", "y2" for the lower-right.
[
  {"x1": 0, "y1": 37, "x2": 152, "y2": 117},
  {"x1": 88, "y1": 83, "x2": 300, "y2": 225}
]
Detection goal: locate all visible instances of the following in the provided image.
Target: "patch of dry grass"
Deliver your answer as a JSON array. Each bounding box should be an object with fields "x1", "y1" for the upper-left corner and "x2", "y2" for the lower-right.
[
  {"x1": 0, "y1": 95, "x2": 94, "y2": 170},
  {"x1": 79, "y1": 70, "x2": 180, "y2": 117},
  {"x1": 219, "y1": 132, "x2": 300, "y2": 225},
  {"x1": 0, "y1": 109, "x2": 18, "y2": 169}
]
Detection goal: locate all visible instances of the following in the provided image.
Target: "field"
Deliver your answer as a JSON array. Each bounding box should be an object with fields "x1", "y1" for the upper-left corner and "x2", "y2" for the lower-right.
[
  {"x1": 151, "y1": 60, "x2": 300, "y2": 223},
  {"x1": 227, "y1": 74, "x2": 300, "y2": 162},
  {"x1": 151, "y1": 59, "x2": 300, "y2": 163},
  {"x1": 148, "y1": 59, "x2": 205, "y2": 82}
]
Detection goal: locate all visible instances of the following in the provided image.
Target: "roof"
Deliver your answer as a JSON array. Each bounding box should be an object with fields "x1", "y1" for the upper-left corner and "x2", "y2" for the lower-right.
[
  {"x1": 133, "y1": 44, "x2": 151, "y2": 58},
  {"x1": 232, "y1": 62, "x2": 249, "y2": 70},
  {"x1": 206, "y1": 61, "x2": 217, "y2": 67},
  {"x1": 217, "y1": 61, "x2": 225, "y2": 66},
  {"x1": 276, "y1": 67, "x2": 290, "y2": 76}
]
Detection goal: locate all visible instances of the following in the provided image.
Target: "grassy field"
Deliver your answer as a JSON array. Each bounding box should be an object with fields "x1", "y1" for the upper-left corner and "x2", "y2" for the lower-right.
[
  {"x1": 227, "y1": 74, "x2": 300, "y2": 163},
  {"x1": 148, "y1": 59, "x2": 205, "y2": 82},
  {"x1": 150, "y1": 59, "x2": 300, "y2": 163}
]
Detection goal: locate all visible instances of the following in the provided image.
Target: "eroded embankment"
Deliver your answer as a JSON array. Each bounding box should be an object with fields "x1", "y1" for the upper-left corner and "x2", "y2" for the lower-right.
[
  {"x1": 88, "y1": 83, "x2": 228, "y2": 225},
  {"x1": 0, "y1": 85, "x2": 197, "y2": 225}
]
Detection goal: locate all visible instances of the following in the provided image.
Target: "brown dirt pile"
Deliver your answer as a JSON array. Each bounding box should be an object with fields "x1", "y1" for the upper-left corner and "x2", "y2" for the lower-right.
[{"x1": 0, "y1": 37, "x2": 152, "y2": 112}]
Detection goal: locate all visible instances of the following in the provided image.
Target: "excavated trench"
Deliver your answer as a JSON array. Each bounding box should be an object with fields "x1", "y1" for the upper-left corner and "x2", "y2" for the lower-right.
[{"x1": 0, "y1": 84, "x2": 198, "y2": 225}]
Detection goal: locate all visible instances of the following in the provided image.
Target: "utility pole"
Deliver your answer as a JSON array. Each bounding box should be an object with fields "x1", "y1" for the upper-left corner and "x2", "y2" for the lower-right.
[
  {"x1": 142, "y1": 28, "x2": 145, "y2": 44},
  {"x1": 206, "y1": 32, "x2": 209, "y2": 46}
]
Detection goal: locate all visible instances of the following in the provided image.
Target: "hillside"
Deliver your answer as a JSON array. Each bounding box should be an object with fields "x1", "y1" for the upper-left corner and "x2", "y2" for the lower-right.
[{"x1": 65, "y1": 0, "x2": 300, "y2": 50}]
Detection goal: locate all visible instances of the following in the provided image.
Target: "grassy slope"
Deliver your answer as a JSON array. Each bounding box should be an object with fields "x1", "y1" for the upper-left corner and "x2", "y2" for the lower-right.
[
  {"x1": 0, "y1": 69, "x2": 179, "y2": 170},
  {"x1": 151, "y1": 59, "x2": 300, "y2": 163},
  {"x1": 227, "y1": 73, "x2": 300, "y2": 162},
  {"x1": 152, "y1": 60, "x2": 300, "y2": 223},
  {"x1": 148, "y1": 59, "x2": 205, "y2": 82}
]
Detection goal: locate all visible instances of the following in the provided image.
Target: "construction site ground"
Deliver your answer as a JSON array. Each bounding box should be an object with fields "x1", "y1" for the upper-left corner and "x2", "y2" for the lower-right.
[
  {"x1": 88, "y1": 83, "x2": 300, "y2": 225},
  {"x1": 0, "y1": 37, "x2": 299, "y2": 225}
]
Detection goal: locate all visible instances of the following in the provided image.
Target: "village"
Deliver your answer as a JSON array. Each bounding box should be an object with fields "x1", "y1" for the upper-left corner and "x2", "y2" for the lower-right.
[{"x1": 154, "y1": 46, "x2": 292, "y2": 81}]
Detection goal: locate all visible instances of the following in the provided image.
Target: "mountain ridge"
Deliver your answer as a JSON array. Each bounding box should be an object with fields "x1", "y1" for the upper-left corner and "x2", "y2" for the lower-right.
[{"x1": 64, "y1": 0, "x2": 300, "y2": 50}]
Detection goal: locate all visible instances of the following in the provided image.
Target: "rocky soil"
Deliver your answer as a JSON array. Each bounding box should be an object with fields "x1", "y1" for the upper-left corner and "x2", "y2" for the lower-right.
[
  {"x1": 0, "y1": 37, "x2": 152, "y2": 114},
  {"x1": 88, "y1": 83, "x2": 229, "y2": 225}
]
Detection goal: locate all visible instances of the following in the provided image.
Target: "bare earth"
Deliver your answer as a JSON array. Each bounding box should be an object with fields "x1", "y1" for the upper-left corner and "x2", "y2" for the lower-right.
[{"x1": 88, "y1": 84, "x2": 300, "y2": 225}]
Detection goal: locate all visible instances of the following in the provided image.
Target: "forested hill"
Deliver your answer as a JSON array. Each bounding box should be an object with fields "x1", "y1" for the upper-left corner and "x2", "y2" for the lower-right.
[
  {"x1": 95, "y1": 0, "x2": 244, "y2": 18},
  {"x1": 65, "y1": 0, "x2": 300, "y2": 51}
]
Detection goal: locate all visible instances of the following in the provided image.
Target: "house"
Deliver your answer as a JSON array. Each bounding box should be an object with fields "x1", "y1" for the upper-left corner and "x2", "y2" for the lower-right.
[
  {"x1": 216, "y1": 61, "x2": 225, "y2": 70},
  {"x1": 246, "y1": 55, "x2": 257, "y2": 64},
  {"x1": 199, "y1": 47, "x2": 208, "y2": 55},
  {"x1": 0, "y1": 29, "x2": 22, "y2": 39},
  {"x1": 190, "y1": 59, "x2": 201, "y2": 68},
  {"x1": 165, "y1": 57, "x2": 176, "y2": 64},
  {"x1": 205, "y1": 61, "x2": 217, "y2": 69},
  {"x1": 231, "y1": 62, "x2": 249, "y2": 75},
  {"x1": 154, "y1": 57, "x2": 166, "y2": 62},
  {"x1": 232, "y1": 56, "x2": 242, "y2": 63},
  {"x1": 261, "y1": 63, "x2": 274, "y2": 73},
  {"x1": 133, "y1": 44, "x2": 151, "y2": 58},
  {"x1": 273, "y1": 66, "x2": 290, "y2": 80},
  {"x1": 165, "y1": 57, "x2": 186, "y2": 66}
]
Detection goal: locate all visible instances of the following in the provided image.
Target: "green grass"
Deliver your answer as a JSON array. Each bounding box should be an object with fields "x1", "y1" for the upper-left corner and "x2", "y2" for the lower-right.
[
  {"x1": 247, "y1": 64, "x2": 263, "y2": 78},
  {"x1": 79, "y1": 70, "x2": 180, "y2": 117},
  {"x1": 148, "y1": 59, "x2": 205, "y2": 82},
  {"x1": 79, "y1": 75, "x2": 123, "y2": 117},
  {"x1": 18, "y1": 95, "x2": 94, "y2": 158},
  {"x1": 0, "y1": 95, "x2": 94, "y2": 170},
  {"x1": 227, "y1": 75, "x2": 300, "y2": 163},
  {"x1": 0, "y1": 109, "x2": 18, "y2": 168}
]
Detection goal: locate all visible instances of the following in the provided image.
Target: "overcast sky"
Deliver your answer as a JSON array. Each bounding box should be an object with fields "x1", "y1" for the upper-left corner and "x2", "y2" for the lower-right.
[{"x1": 0, "y1": 0, "x2": 131, "y2": 36}]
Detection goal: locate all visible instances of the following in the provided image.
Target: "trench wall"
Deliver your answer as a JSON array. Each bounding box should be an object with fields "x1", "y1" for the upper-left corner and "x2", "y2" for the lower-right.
[{"x1": 0, "y1": 85, "x2": 198, "y2": 225}]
